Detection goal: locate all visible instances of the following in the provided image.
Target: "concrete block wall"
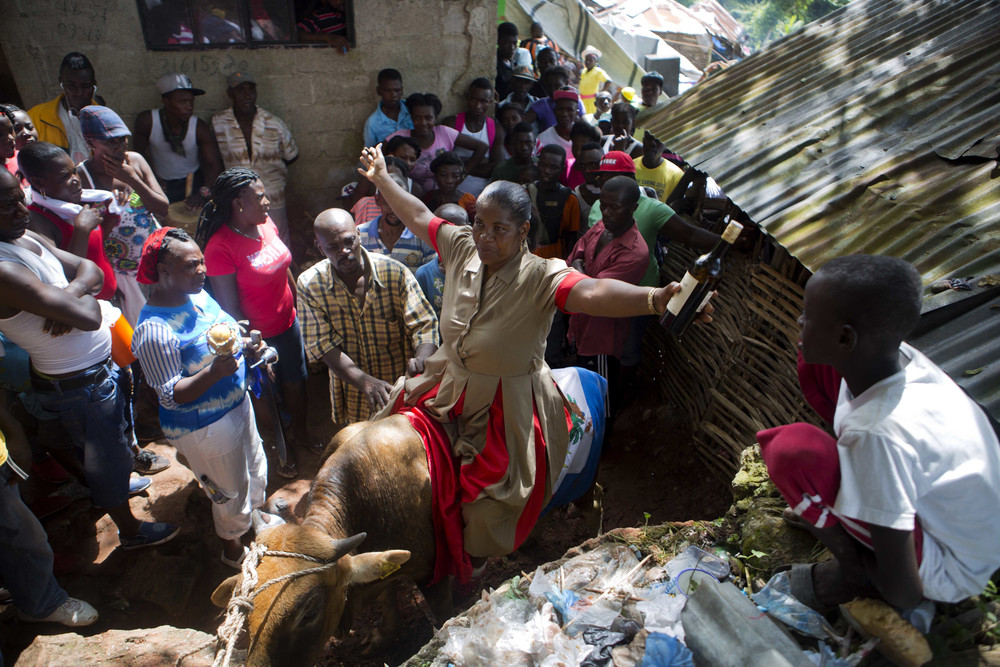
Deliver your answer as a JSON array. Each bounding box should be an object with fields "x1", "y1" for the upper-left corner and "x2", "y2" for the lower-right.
[{"x1": 0, "y1": 0, "x2": 496, "y2": 221}]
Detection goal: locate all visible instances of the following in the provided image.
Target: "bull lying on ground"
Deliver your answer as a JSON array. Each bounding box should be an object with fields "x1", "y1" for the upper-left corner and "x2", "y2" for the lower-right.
[{"x1": 211, "y1": 415, "x2": 450, "y2": 667}]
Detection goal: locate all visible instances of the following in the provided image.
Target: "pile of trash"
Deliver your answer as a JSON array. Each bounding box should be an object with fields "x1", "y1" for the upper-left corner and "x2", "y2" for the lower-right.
[{"x1": 406, "y1": 538, "x2": 931, "y2": 667}]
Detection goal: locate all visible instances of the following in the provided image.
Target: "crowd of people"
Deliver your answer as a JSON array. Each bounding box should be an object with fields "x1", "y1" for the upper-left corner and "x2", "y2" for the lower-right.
[{"x1": 1, "y1": 17, "x2": 999, "y2": 660}]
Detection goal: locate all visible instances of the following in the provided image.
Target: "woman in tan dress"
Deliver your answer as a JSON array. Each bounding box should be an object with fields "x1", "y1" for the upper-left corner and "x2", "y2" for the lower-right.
[{"x1": 359, "y1": 144, "x2": 709, "y2": 581}]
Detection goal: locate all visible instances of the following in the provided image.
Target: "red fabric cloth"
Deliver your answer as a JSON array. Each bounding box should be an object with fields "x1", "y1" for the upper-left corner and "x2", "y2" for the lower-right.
[
  {"x1": 203, "y1": 217, "x2": 294, "y2": 337},
  {"x1": 565, "y1": 222, "x2": 649, "y2": 357},
  {"x1": 428, "y1": 216, "x2": 448, "y2": 256},
  {"x1": 29, "y1": 203, "x2": 117, "y2": 300},
  {"x1": 395, "y1": 377, "x2": 571, "y2": 584},
  {"x1": 554, "y1": 270, "x2": 587, "y2": 312},
  {"x1": 796, "y1": 350, "x2": 842, "y2": 424},
  {"x1": 136, "y1": 226, "x2": 172, "y2": 285}
]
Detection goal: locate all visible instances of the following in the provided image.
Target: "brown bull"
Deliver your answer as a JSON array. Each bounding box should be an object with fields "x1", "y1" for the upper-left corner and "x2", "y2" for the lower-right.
[{"x1": 211, "y1": 414, "x2": 449, "y2": 667}]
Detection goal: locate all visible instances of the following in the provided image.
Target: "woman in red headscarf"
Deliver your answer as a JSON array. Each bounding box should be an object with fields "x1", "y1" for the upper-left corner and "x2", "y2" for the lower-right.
[{"x1": 130, "y1": 227, "x2": 277, "y2": 568}]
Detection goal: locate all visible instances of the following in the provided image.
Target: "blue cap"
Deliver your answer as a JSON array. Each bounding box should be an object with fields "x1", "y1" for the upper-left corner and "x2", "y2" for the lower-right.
[{"x1": 79, "y1": 105, "x2": 131, "y2": 141}]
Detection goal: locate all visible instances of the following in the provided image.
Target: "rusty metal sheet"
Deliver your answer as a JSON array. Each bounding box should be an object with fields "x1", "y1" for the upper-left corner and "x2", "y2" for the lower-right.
[{"x1": 640, "y1": 0, "x2": 1000, "y2": 296}]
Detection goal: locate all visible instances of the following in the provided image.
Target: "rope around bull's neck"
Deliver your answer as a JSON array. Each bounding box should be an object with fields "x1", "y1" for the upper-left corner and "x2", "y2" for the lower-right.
[{"x1": 212, "y1": 542, "x2": 339, "y2": 667}]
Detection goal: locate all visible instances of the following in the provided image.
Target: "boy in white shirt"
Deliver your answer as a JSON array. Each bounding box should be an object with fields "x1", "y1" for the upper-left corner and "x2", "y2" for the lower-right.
[{"x1": 759, "y1": 254, "x2": 1000, "y2": 612}]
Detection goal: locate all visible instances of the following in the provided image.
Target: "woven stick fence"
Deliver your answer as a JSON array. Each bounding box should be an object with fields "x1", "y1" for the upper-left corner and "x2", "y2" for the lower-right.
[{"x1": 646, "y1": 235, "x2": 824, "y2": 480}]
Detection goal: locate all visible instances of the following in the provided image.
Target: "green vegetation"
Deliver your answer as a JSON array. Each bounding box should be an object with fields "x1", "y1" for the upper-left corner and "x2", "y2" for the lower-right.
[{"x1": 677, "y1": 0, "x2": 852, "y2": 49}]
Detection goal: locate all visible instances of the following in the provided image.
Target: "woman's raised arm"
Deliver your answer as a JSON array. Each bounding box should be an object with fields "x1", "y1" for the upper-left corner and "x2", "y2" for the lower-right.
[{"x1": 358, "y1": 144, "x2": 436, "y2": 247}]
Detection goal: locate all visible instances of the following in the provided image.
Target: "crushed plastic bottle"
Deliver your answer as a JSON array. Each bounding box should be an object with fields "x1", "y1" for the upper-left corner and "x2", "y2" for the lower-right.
[{"x1": 751, "y1": 570, "x2": 836, "y2": 640}]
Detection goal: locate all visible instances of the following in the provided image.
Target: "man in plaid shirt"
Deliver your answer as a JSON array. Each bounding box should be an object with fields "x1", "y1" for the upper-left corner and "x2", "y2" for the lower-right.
[{"x1": 298, "y1": 208, "x2": 438, "y2": 424}]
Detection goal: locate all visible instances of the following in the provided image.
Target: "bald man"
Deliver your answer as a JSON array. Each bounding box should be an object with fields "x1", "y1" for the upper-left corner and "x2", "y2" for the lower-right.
[{"x1": 297, "y1": 209, "x2": 439, "y2": 424}]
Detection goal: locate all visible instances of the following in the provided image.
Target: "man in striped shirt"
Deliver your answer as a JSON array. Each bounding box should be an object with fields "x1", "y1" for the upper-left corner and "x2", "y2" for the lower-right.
[{"x1": 298, "y1": 208, "x2": 438, "y2": 425}]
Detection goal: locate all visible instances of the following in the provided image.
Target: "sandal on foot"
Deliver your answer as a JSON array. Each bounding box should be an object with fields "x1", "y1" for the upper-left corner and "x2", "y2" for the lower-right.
[
  {"x1": 275, "y1": 461, "x2": 298, "y2": 479},
  {"x1": 788, "y1": 563, "x2": 832, "y2": 613}
]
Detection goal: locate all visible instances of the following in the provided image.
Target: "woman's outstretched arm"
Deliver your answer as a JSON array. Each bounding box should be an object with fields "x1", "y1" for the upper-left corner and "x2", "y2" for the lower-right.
[
  {"x1": 564, "y1": 278, "x2": 714, "y2": 322},
  {"x1": 358, "y1": 144, "x2": 436, "y2": 247}
]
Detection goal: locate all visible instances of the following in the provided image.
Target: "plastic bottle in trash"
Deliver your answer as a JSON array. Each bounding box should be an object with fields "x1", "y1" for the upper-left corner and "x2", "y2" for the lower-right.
[{"x1": 200, "y1": 474, "x2": 234, "y2": 504}]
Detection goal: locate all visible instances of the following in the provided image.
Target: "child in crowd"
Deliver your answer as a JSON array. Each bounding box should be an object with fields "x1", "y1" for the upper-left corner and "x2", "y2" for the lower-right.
[
  {"x1": 496, "y1": 102, "x2": 525, "y2": 159},
  {"x1": 635, "y1": 130, "x2": 684, "y2": 204},
  {"x1": 422, "y1": 151, "x2": 476, "y2": 220},
  {"x1": 502, "y1": 67, "x2": 538, "y2": 111},
  {"x1": 527, "y1": 144, "x2": 579, "y2": 260},
  {"x1": 563, "y1": 120, "x2": 602, "y2": 189},
  {"x1": 602, "y1": 103, "x2": 642, "y2": 157},
  {"x1": 582, "y1": 91, "x2": 613, "y2": 134},
  {"x1": 414, "y1": 203, "x2": 469, "y2": 318},
  {"x1": 490, "y1": 122, "x2": 537, "y2": 185},
  {"x1": 362, "y1": 68, "x2": 413, "y2": 147},
  {"x1": 442, "y1": 78, "x2": 504, "y2": 197},
  {"x1": 759, "y1": 255, "x2": 1000, "y2": 616},
  {"x1": 572, "y1": 141, "x2": 604, "y2": 226}
]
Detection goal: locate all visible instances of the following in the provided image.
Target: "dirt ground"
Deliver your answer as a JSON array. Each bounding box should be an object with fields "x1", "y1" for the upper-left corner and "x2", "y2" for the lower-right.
[{"x1": 0, "y1": 369, "x2": 732, "y2": 666}]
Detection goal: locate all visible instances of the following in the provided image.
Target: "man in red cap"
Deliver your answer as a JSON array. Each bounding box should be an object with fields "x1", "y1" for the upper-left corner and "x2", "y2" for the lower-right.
[
  {"x1": 587, "y1": 151, "x2": 719, "y2": 401},
  {"x1": 534, "y1": 88, "x2": 580, "y2": 158}
]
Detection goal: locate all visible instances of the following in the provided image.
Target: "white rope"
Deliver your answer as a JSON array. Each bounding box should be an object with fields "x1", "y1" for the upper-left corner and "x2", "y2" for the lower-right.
[{"x1": 212, "y1": 542, "x2": 340, "y2": 667}]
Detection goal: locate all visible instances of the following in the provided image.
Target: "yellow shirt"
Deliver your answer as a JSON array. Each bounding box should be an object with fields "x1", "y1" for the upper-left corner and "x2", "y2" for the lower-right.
[
  {"x1": 635, "y1": 158, "x2": 685, "y2": 203},
  {"x1": 578, "y1": 67, "x2": 611, "y2": 114},
  {"x1": 0, "y1": 427, "x2": 7, "y2": 469}
]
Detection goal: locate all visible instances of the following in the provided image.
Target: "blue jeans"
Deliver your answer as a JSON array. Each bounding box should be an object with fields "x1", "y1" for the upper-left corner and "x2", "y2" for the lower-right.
[
  {"x1": 31, "y1": 363, "x2": 135, "y2": 508},
  {"x1": 0, "y1": 465, "x2": 67, "y2": 618}
]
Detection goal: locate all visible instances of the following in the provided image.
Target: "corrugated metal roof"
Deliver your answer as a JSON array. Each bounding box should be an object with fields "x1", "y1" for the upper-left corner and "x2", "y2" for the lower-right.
[
  {"x1": 642, "y1": 0, "x2": 1000, "y2": 296},
  {"x1": 911, "y1": 291, "x2": 1000, "y2": 421}
]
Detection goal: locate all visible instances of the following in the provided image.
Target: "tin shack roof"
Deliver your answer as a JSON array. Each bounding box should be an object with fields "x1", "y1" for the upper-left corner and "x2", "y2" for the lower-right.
[{"x1": 642, "y1": 0, "x2": 1000, "y2": 295}]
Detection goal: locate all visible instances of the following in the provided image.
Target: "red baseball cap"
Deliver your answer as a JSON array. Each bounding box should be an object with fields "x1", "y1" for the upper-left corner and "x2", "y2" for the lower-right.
[{"x1": 595, "y1": 151, "x2": 635, "y2": 174}]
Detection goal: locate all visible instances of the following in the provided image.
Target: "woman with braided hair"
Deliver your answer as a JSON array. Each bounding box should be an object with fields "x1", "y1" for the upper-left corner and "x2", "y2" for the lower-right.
[
  {"x1": 196, "y1": 167, "x2": 318, "y2": 479},
  {"x1": 131, "y1": 226, "x2": 275, "y2": 568}
]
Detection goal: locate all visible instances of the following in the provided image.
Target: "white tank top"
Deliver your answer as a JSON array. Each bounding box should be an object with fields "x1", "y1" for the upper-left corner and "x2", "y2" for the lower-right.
[
  {"x1": 455, "y1": 121, "x2": 492, "y2": 198},
  {"x1": 148, "y1": 111, "x2": 200, "y2": 181},
  {"x1": 0, "y1": 237, "x2": 112, "y2": 374}
]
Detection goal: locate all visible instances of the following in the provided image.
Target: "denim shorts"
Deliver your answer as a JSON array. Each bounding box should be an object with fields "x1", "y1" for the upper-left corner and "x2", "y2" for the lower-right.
[
  {"x1": 31, "y1": 362, "x2": 135, "y2": 508},
  {"x1": 264, "y1": 317, "x2": 308, "y2": 385}
]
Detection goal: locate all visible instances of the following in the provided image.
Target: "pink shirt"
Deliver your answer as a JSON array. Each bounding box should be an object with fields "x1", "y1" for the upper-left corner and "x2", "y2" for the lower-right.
[
  {"x1": 387, "y1": 126, "x2": 460, "y2": 193},
  {"x1": 566, "y1": 221, "x2": 649, "y2": 357},
  {"x1": 204, "y1": 217, "x2": 295, "y2": 337}
]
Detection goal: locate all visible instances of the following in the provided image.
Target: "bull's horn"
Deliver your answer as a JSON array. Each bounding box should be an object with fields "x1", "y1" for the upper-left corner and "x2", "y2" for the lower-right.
[{"x1": 330, "y1": 532, "x2": 367, "y2": 561}]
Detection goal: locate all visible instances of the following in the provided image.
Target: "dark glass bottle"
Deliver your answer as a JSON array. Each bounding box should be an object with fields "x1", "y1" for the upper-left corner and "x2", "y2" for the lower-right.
[{"x1": 660, "y1": 219, "x2": 743, "y2": 337}]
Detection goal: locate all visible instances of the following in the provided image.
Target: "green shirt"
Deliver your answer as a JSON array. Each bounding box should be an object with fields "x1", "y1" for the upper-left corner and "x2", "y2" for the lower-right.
[{"x1": 588, "y1": 193, "x2": 676, "y2": 287}]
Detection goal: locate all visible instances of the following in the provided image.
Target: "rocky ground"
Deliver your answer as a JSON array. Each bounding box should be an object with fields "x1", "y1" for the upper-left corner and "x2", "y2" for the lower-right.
[
  {"x1": 8, "y1": 369, "x2": 999, "y2": 665},
  {"x1": 2, "y1": 370, "x2": 733, "y2": 666}
]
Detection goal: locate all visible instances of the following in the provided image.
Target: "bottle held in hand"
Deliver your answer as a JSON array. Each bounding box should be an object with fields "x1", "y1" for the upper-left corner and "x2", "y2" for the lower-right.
[{"x1": 660, "y1": 218, "x2": 743, "y2": 338}]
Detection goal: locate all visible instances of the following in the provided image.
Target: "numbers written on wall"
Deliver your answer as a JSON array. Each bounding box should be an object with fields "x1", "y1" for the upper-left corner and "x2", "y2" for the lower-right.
[{"x1": 155, "y1": 54, "x2": 251, "y2": 79}]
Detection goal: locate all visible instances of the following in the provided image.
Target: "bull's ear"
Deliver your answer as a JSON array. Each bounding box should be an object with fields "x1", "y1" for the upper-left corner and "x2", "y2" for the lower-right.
[
  {"x1": 211, "y1": 574, "x2": 242, "y2": 607},
  {"x1": 345, "y1": 550, "x2": 411, "y2": 585}
]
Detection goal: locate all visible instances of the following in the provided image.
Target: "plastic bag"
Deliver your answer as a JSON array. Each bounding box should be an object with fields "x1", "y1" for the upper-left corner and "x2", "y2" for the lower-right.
[
  {"x1": 751, "y1": 570, "x2": 835, "y2": 640},
  {"x1": 640, "y1": 632, "x2": 694, "y2": 667},
  {"x1": 636, "y1": 591, "x2": 687, "y2": 641}
]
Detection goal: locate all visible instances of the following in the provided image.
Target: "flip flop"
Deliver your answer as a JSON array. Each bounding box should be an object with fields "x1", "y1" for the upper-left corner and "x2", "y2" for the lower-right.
[
  {"x1": 275, "y1": 460, "x2": 298, "y2": 479},
  {"x1": 221, "y1": 546, "x2": 248, "y2": 570}
]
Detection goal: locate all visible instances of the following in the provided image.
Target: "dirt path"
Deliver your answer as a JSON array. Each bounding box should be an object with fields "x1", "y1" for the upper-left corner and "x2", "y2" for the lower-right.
[{"x1": 1, "y1": 371, "x2": 732, "y2": 666}]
